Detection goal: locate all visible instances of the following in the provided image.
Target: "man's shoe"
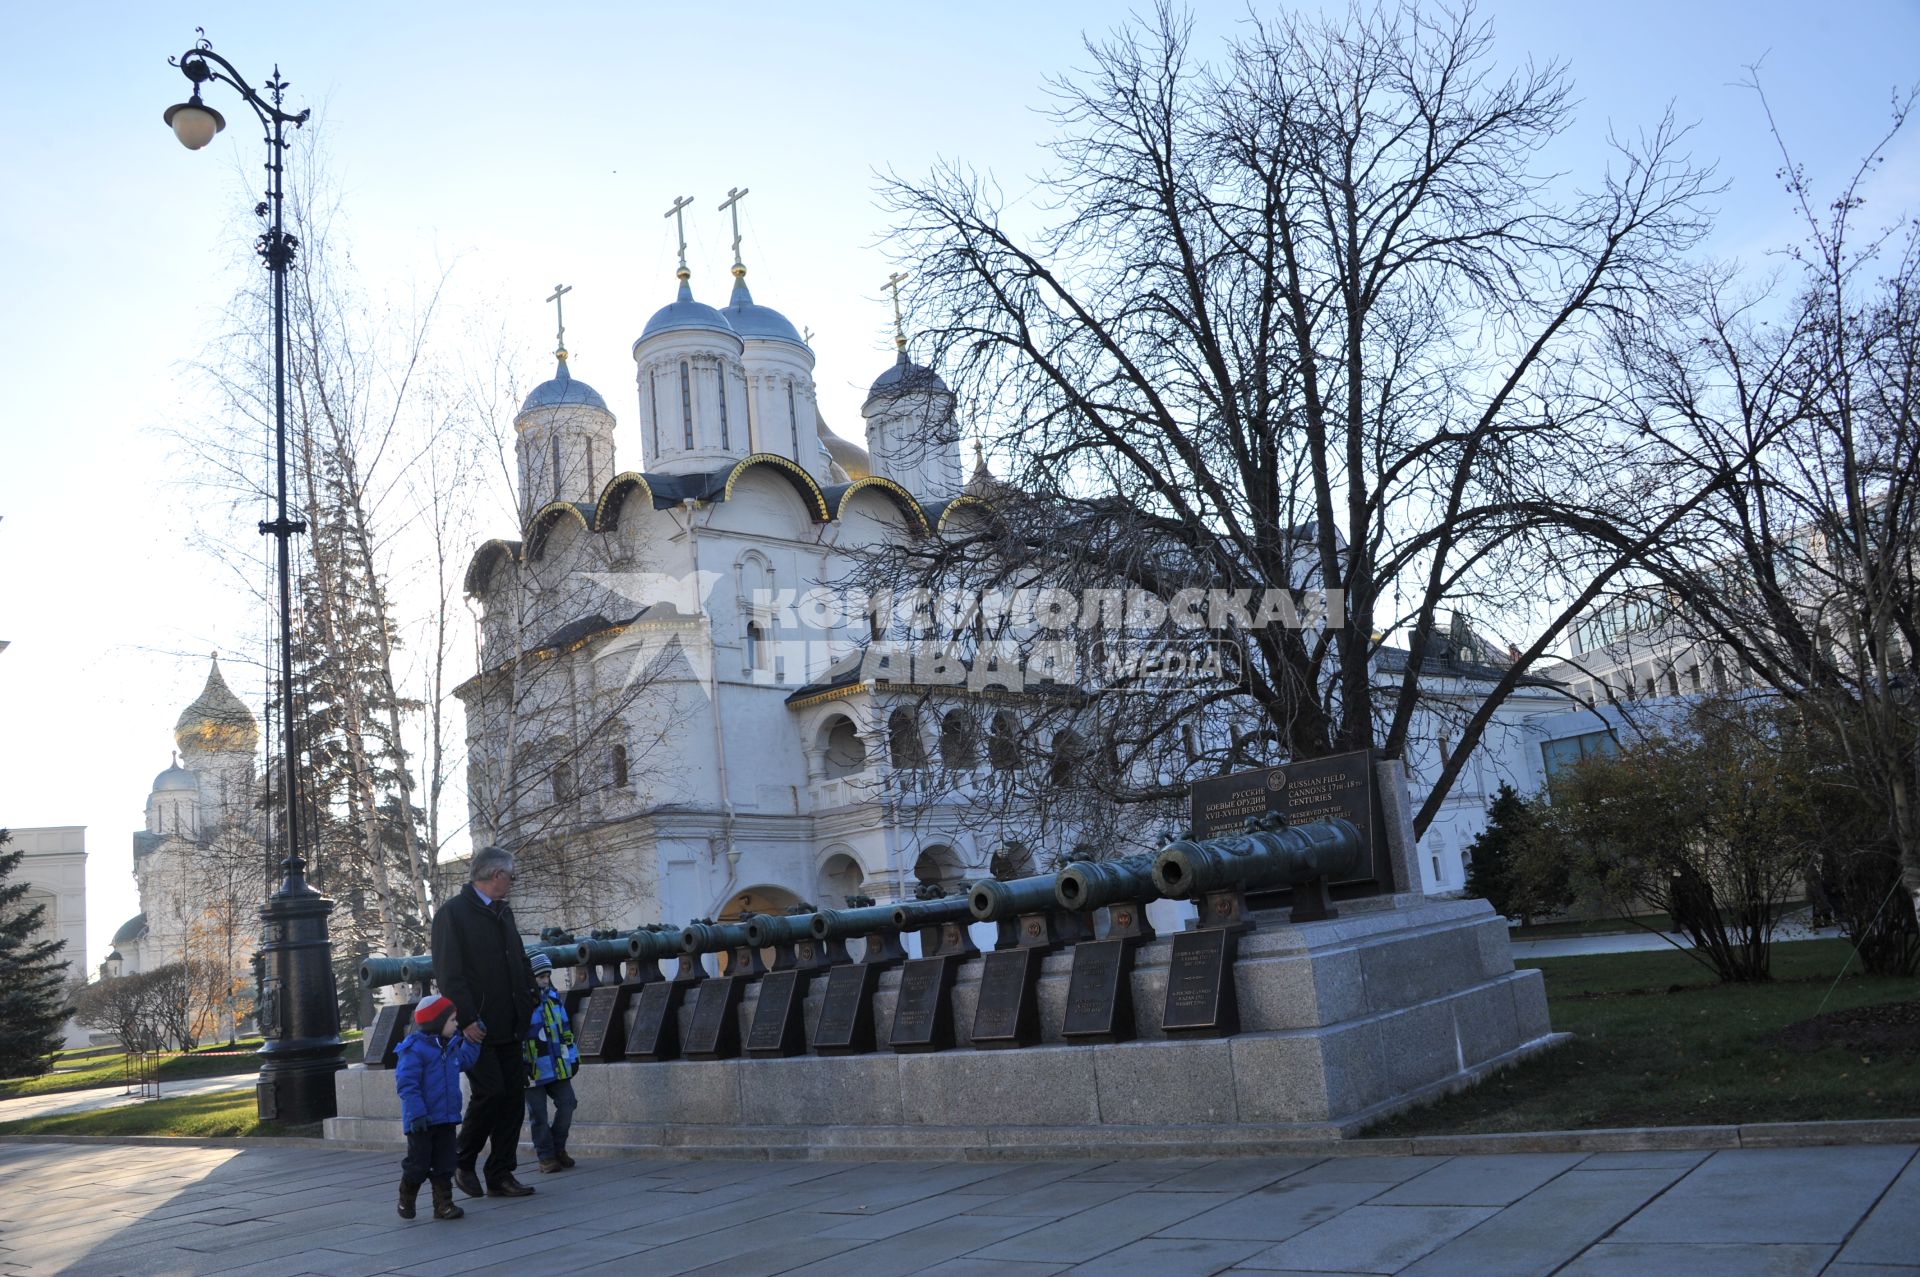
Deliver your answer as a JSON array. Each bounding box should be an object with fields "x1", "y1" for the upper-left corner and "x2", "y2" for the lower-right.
[
  {"x1": 538, "y1": 1158, "x2": 562, "y2": 1174},
  {"x1": 452, "y1": 1167, "x2": 484, "y2": 1199},
  {"x1": 555, "y1": 1151, "x2": 576, "y2": 1169},
  {"x1": 487, "y1": 1174, "x2": 536, "y2": 1198}
]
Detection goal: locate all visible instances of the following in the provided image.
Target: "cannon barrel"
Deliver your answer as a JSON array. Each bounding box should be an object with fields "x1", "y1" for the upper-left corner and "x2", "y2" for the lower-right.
[
  {"x1": 893, "y1": 895, "x2": 975, "y2": 931},
  {"x1": 680, "y1": 920, "x2": 755, "y2": 956},
  {"x1": 526, "y1": 941, "x2": 589, "y2": 969},
  {"x1": 1054, "y1": 854, "x2": 1160, "y2": 913},
  {"x1": 627, "y1": 928, "x2": 684, "y2": 962},
  {"x1": 579, "y1": 936, "x2": 631, "y2": 967},
  {"x1": 809, "y1": 903, "x2": 901, "y2": 942},
  {"x1": 1151, "y1": 818, "x2": 1364, "y2": 900},
  {"x1": 359, "y1": 955, "x2": 417, "y2": 990},
  {"x1": 744, "y1": 912, "x2": 819, "y2": 949},
  {"x1": 401, "y1": 956, "x2": 433, "y2": 986},
  {"x1": 967, "y1": 873, "x2": 1064, "y2": 922}
]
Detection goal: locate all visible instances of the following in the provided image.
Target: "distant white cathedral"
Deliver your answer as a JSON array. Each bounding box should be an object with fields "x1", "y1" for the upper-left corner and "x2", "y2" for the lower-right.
[
  {"x1": 110, "y1": 656, "x2": 263, "y2": 974},
  {"x1": 458, "y1": 221, "x2": 1030, "y2": 933}
]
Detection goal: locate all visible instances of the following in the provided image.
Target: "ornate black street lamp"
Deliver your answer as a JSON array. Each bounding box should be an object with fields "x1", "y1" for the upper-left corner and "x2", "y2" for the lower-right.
[{"x1": 165, "y1": 30, "x2": 344, "y2": 1124}]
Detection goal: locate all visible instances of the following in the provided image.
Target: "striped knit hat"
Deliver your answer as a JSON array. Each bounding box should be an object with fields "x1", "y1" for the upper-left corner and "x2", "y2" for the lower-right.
[
  {"x1": 529, "y1": 951, "x2": 553, "y2": 975},
  {"x1": 413, "y1": 994, "x2": 456, "y2": 1031}
]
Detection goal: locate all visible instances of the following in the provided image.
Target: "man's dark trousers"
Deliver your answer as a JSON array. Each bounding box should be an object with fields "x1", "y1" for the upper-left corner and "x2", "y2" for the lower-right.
[{"x1": 457, "y1": 1041, "x2": 526, "y2": 1185}]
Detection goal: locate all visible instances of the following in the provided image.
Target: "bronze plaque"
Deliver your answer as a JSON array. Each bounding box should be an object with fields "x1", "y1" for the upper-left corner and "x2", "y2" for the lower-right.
[
  {"x1": 1161, "y1": 929, "x2": 1239, "y2": 1037},
  {"x1": 685, "y1": 976, "x2": 745, "y2": 1059},
  {"x1": 744, "y1": 970, "x2": 807, "y2": 1057},
  {"x1": 888, "y1": 955, "x2": 956, "y2": 1053},
  {"x1": 1061, "y1": 939, "x2": 1135, "y2": 1042},
  {"x1": 577, "y1": 985, "x2": 630, "y2": 1062},
  {"x1": 1188, "y1": 748, "x2": 1389, "y2": 898},
  {"x1": 813, "y1": 963, "x2": 879, "y2": 1055},
  {"x1": 625, "y1": 981, "x2": 683, "y2": 1061},
  {"x1": 969, "y1": 947, "x2": 1041, "y2": 1048},
  {"x1": 363, "y1": 1002, "x2": 411, "y2": 1069}
]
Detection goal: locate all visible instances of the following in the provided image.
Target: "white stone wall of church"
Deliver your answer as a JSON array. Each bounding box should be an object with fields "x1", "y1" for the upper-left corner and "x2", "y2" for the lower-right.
[{"x1": 12, "y1": 826, "x2": 89, "y2": 1047}]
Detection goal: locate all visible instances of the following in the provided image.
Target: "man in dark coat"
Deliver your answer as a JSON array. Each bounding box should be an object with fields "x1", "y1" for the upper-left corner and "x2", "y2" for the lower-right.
[{"x1": 431, "y1": 845, "x2": 539, "y2": 1198}]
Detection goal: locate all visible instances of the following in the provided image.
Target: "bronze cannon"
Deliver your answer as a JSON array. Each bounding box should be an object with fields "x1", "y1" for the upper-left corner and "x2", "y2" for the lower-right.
[
  {"x1": 891, "y1": 895, "x2": 979, "y2": 959},
  {"x1": 1053, "y1": 852, "x2": 1161, "y2": 941},
  {"x1": 1152, "y1": 817, "x2": 1365, "y2": 925},
  {"x1": 679, "y1": 919, "x2": 767, "y2": 977},
  {"x1": 970, "y1": 871, "x2": 1095, "y2": 947},
  {"x1": 357, "y1": 955, "x2": 413, "y2": 991},
  {"x1": 744, "y1": 910, "x2": 842, "y2": 971},
  {"x1": 810, "y1": 902, "x2": 910, "y2": 967}
]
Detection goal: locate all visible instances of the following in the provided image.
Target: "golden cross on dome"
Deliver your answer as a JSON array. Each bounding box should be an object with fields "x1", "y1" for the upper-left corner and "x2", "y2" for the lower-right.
[
  {"x1": 718, "y1": 187, "x2": 750, "y2": 279},
  {"x1": 546, "y1": 283, "x2": 572, "y2": 360},
  {"x1": 883, "y1": 270, "x2": 909, "y2": 351},
  {"x1": 664, "y1": 195, "x2": 695, "y2": 280}
]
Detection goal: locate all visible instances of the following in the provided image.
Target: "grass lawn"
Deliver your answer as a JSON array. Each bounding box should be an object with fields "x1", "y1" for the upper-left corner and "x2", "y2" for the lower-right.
[
  {"x1": 0, "y1": 1089, "x2": 321, "y2": 1139},
  {"x1": 0, "y1": 1034, "x2": 365, "y2": 1101},
  {"x1": 1367, "y1": 938, "x2": 1920, "y2": 1136},
  {"x1": 1509, "y1": 912, "x2": 1675, "y2": 940}
]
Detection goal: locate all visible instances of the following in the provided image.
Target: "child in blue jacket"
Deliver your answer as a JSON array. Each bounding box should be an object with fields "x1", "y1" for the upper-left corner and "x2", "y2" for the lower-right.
[
  {"x1": 394, "y1": 994, "x2": 481, "y2": 1220},
  {"x1": 523, "y1": 951, "x2": 580, "y2": 1172}
]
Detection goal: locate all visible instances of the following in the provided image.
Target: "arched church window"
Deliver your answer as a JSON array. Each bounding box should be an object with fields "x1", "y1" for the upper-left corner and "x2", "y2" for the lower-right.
[
  {"x1": 680, "y1": 361, "x2": 694, "y2": 449},
  {"x1": 747, "y1": 621, "x2": 769, "y2": 672},
  {"x1": 939, "y1": 709, "x2": 978, "y2": 769},
  {"x1": 611, "y1": 744, "x2": 629, "y2": 788},
  {"x1": 552, "y1": 760, "x2": 574, "y2": 804},
  {"x1": 822, "y1": 717, "x2": 867, "y2": 778},
  {"x1": 550, "y1": 435, "x2": 562, "y2": 503},
  {"x1": 788, "y1": 383, "x2": 799, "y2": 460},
  {"x1": 650, "y1": 370, "x2": 662, "y2": 460},
  {"x1": 715, "y1": 367, "x2": 731, "y2": 450},
  {"x1": 889, "y1": 709, "x2": 928, "y2": 769},
  {"x1": 913, "y1": 845, "x2": 961, "y2": 892},
  {"x1": 987, "y1": 712, "x2": 1020, "y2": 771},
  {"x1": 1049, "y1": 729, "x2": 1084, "y2": 787}
]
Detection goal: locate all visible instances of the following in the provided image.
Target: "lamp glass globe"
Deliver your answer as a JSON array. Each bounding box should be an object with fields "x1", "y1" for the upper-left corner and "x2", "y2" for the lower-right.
[{"x1": 165, "y1": 101, "x2": 225, "y2": 151}]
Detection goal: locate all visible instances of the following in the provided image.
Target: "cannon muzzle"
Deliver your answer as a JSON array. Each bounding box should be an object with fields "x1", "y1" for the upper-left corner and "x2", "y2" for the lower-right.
[
  {"x1": 359, "y1": 955, "x2": 418, "y2": 990},
  {"x1": 1152, "y1": 818, "x2": 1364, "y2": 899},
  {"x1": 809, "y1": 904, "x2": 900, "y2": 942},
  {"x1": 526, "y1": 941, "x2": 589, "y2": 970},
  {"x1": 401, "y1": 956, "x2": 433, "y2": 986},
  {"x1": 580, "y1": 936, "x2": 630, "y2": 968},
  {"x1": 627, "y1": 927, "x2": 683, "y2": 963},
  {"x1": 967, "y1": 873, "x2": 1064, "y2": 922},
  {"x1": 1054, "y1": 854, "x2": 1160, "y2": 912},
  {"x1": 680, "y1": 920, "x2": 754, "y2": 956},
  {"x1": 891, "y1": 896, "x2": 974, "y2": 931},
  {"x1": 744, "y1": 912, "x2": 817, "y2": 949}
]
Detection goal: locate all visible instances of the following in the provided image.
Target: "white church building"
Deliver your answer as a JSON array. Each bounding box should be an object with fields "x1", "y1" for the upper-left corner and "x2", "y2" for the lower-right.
[
  {"x1": 458, "y1": 236, "x2": 1024, "y2": 934},
  {"x1": 453, "y1": 215, "x2": 1595, "y2": 933},
  {"x1": 109, "y1": 656, "x2": 262, "y2": 975}
]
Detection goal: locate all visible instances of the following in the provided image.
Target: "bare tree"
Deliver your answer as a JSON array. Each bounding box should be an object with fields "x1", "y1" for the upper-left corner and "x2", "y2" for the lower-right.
[
  {"x1": 1608, "y1": 82, "x2": 1920, "y2": 896},
  {"x1": 872, "y1": 3, "x2": 1726, "y2": 836}
]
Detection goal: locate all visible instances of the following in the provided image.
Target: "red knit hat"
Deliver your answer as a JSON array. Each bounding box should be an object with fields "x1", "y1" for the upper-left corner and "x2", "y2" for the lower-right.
[{"x1": 414, "y1": 995, "x2": 455, "y2": 1029}]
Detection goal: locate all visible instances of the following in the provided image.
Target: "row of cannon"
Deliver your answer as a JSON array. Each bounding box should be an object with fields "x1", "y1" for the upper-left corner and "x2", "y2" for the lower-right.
[{"x1": 362, "y1": 815, "x2": 1365, "y2": 996}]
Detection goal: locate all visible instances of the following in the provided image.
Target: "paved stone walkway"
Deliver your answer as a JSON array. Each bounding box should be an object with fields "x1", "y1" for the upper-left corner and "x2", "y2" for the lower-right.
[
  {"x1": 0, "y1": 1080, "x2": 248, "y2": 1127},
  {"x1": 0, "y1": 1139, "x2": 1914, "y2": 1276}
]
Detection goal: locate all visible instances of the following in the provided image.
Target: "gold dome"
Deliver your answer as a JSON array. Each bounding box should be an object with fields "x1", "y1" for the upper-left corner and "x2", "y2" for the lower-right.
[
  {"x1": 173, "y1": 655, "x2": 260, "y2": 755},
  {"x1": 816, "y1": 410, "x2": 871, "y2": 482}
]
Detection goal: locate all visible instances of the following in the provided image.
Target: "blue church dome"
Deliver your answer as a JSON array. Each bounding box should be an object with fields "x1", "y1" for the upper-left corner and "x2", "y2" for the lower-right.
[
  {"x1": 865, "y1": 349, "x2": 950, "y2": 402},
  {"x1": 640, "y1": 280, "x2": 740, "y2": 343},
  {"x1": 519, "y1": 358, "x2": 609, "y2": 415},
  {"x1": 719, "y1": 278, "x2": 807, "y2": 349}
]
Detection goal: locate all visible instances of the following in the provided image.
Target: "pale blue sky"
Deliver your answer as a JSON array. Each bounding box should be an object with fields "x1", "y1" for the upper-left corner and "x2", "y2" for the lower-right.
[{"x1": 2, "y1": 1, "x2": 1914, "y2": 964}]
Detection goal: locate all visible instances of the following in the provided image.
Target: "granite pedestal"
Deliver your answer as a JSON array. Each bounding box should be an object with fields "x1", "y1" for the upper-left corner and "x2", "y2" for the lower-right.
[{"x1": 326, "y1": 894, "x2": 1564, "y2": 1159}]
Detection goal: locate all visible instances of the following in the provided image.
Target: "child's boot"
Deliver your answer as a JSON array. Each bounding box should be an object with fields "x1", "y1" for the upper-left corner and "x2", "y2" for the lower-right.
[
  {"x1": 397, "y1": 1178, "x2": 420, "y2": 1220},
  {"x1": 431, "y1": 1179, "x2": 464, "y2": 1220}
]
